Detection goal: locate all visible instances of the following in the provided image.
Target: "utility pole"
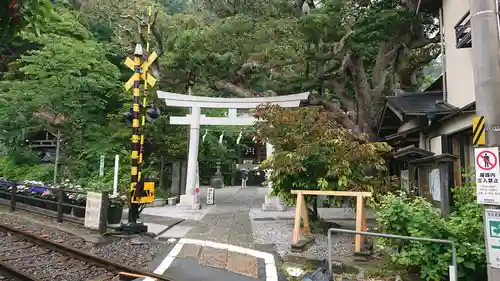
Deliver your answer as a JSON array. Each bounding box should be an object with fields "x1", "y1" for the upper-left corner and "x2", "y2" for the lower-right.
[
  {"x1": 53, "y1": 130, "x2": 60, "y2": 185},
  {"x1": 470, "y1": 0, "x2": 500, "y2": 279}
]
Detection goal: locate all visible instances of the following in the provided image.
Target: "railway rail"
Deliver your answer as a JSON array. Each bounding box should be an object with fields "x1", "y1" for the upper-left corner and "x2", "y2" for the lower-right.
[{"x1": 0, "y1": 223, "x2": 173, "y2": 281}]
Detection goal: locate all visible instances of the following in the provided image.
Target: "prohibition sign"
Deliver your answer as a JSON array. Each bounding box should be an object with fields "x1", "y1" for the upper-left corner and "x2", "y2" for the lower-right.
[{"x1": 476, "y1": 150, "x2": 498, "y2": 171}]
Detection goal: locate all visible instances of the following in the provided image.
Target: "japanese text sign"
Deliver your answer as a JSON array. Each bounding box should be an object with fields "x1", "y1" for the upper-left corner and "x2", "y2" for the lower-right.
[{"x1": 475, "y1": 147, "x2": 500, "y2": 205}]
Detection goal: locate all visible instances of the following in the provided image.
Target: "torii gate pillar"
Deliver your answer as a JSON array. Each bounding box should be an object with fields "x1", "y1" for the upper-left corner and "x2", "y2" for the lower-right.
[
  {"x1": 157, "y1": 91, "x2": 310, "y2": 210},
  {"x1": 261, "y1": 142, "x2": 286, "y2": 211}
]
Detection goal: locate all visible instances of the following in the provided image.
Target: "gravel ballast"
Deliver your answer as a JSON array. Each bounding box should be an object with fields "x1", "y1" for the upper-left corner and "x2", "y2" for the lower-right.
[
  {"x1": 0, "y1": 208, "x2": 169, "y2": 280},
  {"x1": 251, "y1": 219, "x2": 353, "y2": 259}
]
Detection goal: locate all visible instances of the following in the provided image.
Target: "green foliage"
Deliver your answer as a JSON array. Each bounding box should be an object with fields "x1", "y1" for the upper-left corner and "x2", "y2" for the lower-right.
[
  {"x1": 254, "y1": 104, "x2": 391, "y2": 205},
  {"x1": 0, "y1": 0, "x2": 441, "y2": 197},
  {"x1": 0, "y1": 152, "x2": 53, "y2": 182},
  {"x1": 0, "y1": 6, "x2": 127, "y2": 182},
  {"x1": 376, "y1": 179, "x2": 486, "y2": 281},
  {"x1": 0, "y1": 0, "x2": 53, "y2": 40},
  {"x1": 199, "y1": 129, "x2": 241, "y2": 184}
]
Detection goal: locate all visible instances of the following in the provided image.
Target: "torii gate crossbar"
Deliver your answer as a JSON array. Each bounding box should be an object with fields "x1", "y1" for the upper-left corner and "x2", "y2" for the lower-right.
[{"x1": 157, "y1": 90, "x2": 310, "y2": 210}]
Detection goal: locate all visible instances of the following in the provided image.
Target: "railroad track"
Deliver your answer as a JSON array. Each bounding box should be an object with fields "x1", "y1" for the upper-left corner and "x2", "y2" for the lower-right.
[{"x1": 0, "y1": 224, "x2": 173, "y2": 281}]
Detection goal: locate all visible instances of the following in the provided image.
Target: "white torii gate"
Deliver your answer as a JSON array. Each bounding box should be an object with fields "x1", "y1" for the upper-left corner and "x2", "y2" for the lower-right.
[{"x1": 157, "y1": 90, "x2": 310, "y2": 210}]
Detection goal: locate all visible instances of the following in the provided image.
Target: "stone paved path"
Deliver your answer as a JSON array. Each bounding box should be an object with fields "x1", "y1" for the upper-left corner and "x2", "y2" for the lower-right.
[
  {"x1": 142, "y1": 187, "x2": 279, "y2": 281},
  {"x1": 182, "y1": 187, "x2": 265, "y2": 248}
]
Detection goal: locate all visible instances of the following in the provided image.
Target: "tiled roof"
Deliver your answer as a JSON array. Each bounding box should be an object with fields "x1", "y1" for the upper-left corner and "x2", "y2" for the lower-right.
[{"x1": 387, "y1": 91, "x2": 454, "y2": 115}]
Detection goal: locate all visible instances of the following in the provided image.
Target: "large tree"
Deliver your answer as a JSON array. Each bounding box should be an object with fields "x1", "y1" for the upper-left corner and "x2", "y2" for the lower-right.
[
  {"x1": 80, "y1": 0, "x2": 440, "y2": 139},
  {"x1": 156, "y1": 0, "x2": 440, "y2": 139}
]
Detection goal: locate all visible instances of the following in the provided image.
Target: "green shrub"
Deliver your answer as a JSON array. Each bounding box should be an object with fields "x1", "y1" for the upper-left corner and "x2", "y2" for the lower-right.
[
  {"x1": 376, "y1": 181, "x2": 486, "y2": 281},
  {"x1": 0, "y1": 154, "x2": 53, "y2": 182}
]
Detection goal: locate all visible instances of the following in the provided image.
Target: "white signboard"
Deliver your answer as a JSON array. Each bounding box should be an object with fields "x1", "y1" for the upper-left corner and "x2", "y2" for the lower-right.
[
  {"x1": 84, "y1": 192, "x2": 103, "y2": 230},
  {"x1": 400, "y1": 170, "x2": 409, "y2": 192},
  {"x1": 207, "y1": 188, "x2": 215, "y2": 205},
  {"x1": 485, "y1": 209, "x2": 500, "y2": 268},
  {"x1": 99, "y1": 155, "x2": 105, "y2": 177},
  {"x1": 429, "y1": 168, "x2": 441, "y2": 202},
  {"x1": 475, "y1": 147, "x2": 500, "y2": 205}
]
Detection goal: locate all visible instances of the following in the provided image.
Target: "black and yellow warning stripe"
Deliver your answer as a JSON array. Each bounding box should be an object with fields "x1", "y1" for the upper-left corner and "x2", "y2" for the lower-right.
[
  {"x1": 137, "y1": 6, "x2": 154, "y2": 183},
  {"x1": 130, "y1": 54, "x2": 141, "y2": 192},
  {"x1": 473, "y1": 116, "x2": 486, "y2": 146}
]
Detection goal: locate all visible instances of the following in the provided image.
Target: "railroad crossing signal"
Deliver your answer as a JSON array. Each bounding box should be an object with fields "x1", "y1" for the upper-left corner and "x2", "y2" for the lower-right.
[
  {"x1": 123, "y1": 50, "x2": 158, "y2": 90},
  {"x1": 131, "y1": 181, "x2": 155, "y2": 204}
]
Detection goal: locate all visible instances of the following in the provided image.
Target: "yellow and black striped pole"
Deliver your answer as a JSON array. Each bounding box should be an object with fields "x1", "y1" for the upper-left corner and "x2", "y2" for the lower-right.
[
  {"x1": 473, "y1": 116, "x2": 486, "y2": 146},
  {"x1": 122, "y1": 6, "x2": 158, "y2": 230},
  {"x1": 137, "y1": 6, "x2": 154, "y2": 182},
  {"x1": 130, "y1": 44, "x2": 143, "y2": 214}
]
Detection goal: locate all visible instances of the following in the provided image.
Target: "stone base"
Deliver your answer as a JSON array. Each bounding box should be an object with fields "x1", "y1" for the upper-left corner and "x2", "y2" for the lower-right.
[
  {"x1": 168, "y1": 197, "x2": 177, "y2": 206},
  {"x1": 177, "y1": 194, "x2": 201, "y2": 210},
  {"x1": 262, "y1": 195, "x2": 286, "y2": 211},
  {"x1": 146, "y1": 198, "x2": 167, "y2": 207}
]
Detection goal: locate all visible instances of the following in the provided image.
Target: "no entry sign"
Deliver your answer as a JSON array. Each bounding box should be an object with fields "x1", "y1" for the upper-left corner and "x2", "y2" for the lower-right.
[
  {"x1": 475, "y1": 147, "x2": 500, "y2": 205},
  {"x1": 476, "y1": 150, "x2": 498, "y2": 171}
]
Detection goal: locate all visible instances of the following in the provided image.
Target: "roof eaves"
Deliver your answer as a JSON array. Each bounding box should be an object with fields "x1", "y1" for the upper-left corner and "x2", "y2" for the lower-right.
[
  {"x1": 385, "y1": 126, "x2": 424, "y2": 141},
  {"x1": 437, "y1": 101, "x2": 476, "y2": 123},
  {"x1": 386, "y1": 102, "x2": 404, "y2": 121}
]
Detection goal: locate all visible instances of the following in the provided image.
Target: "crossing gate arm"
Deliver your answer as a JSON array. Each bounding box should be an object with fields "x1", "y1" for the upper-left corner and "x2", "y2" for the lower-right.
[{"x1": 327, "y1": 228, "x2": 458, "y2": 281}]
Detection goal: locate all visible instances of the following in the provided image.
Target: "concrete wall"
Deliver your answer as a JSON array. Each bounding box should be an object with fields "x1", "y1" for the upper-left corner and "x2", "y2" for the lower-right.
[
  {"x1": 433, "y1": 113, "x2": 475, "y2": 135},
  {"x1": 423, "y1": 0, "x2": 477, "y2": 154},
  {"x1": 442, "y1": 0, "x2": 476, "y2": 107},
  {"x1": 425, "y1": 112, "x2": 475, "y2": 155}
]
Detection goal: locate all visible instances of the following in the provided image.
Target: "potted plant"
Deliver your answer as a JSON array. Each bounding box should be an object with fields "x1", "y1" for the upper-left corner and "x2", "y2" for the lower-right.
[
  {"x1": 61, "y1": 191, "x2": 72, "y2": 214},
  {"x1": 3, "y1": 186, "x2": 12, "y2": 200},
  {"x1": 71, "y1": 193, "x2": 87, "y2": 218},
  {"x1": 0, "y1": 181, "x2": 8, "y2": 199},
  {"x1": 15, "y1": 185, "x2": 28, "y2": 204},
  {"x1": 25, "y1": 180, "x2": 47, "y2": 205},
  {"x1": 41, "y1": 189, "x2": 57, "y2": 211},
  {"x1": 107, "y1": 194, "x2": 126, "y2": 224},
  {"x1": 28, "y1": 187, "x2": 46, "y2": 208},
  {"x1": 56, "y1": 182, "x2": 75, "y2": 214},
  {"x1": 26, "y1": 189, "x2": 38, "y2": 207}
]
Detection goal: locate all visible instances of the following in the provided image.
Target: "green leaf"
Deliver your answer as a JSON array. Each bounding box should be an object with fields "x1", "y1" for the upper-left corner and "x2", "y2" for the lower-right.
[{"x1": 463, "y1": 261, "x2": 475, "y2": 270}]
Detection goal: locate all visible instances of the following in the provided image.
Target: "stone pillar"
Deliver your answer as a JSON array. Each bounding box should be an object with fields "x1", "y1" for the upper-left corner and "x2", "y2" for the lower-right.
[
  {"x1": 170, "y1": 162, "x2": 181, "y2": 197},
  {"x1": 180, "y1": 160, "x2": 187, "y2": 196},
  {"x1": 178, "y1": 106, "x2": 201, "y2": 209},
  {"x1": 262, "y1": 142, "x2": 286, "y2": 211}
]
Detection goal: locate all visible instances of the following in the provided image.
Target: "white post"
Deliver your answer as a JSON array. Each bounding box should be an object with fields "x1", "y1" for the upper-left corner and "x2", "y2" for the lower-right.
[
  {"x1": 113, "y1": 155, "x2": 119, "y2": 196},
  {"x1": 178, "y1": 106, "x2": 202, "y2": 209},
  {"x1": 265, "y1": 142, "x2": 274, "y2": 190},
  {"x1": 99, "y1": 155, "x2": 105, "y2": 177},
  {"x1": 262, "y1": 142, "x2": 286, "y2": 211}
]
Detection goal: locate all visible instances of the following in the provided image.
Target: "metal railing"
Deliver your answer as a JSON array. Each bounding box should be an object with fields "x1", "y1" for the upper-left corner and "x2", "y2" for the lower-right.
[
  {"x1": 454, "y1": 2, "x2": 500, "y2": 49},
  {"x1": 454, "y1": 11, "x2": 472, "y2": 49},
  {"x1": 327, "y1": 228, "x2": 457, "y2": 281}
]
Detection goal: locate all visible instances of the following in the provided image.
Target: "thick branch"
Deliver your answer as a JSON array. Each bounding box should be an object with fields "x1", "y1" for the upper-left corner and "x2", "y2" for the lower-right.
[
  {"x1": 411, "y1": 33, "x2": 440, "y2": 49},
  {"x1": 307, "y1": 94, "x2": 361, "y2": 137},
  {"x1": 214, "y1": 80, "x2": 254, "y2": 97},
  {"x1": 346, "y1": 55, "x2": 371, "y2": 104},
  {"x1": 326, "y1": 79, "x2": 355, "y2": 114},
  {"x1": 372, "y1": 43, "x2": 402, "y2": 95}
]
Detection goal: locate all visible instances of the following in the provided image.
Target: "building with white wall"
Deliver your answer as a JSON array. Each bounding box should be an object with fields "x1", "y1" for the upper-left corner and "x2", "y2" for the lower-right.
[{"x1": 378, "y1": 0, "x2": 483, "y2": 213}]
